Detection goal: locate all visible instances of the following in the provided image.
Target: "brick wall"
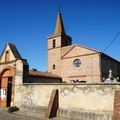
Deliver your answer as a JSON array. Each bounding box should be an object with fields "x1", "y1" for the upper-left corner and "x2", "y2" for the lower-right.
[
  {"x1": 113, "y1": 90, "x2": 120, "y2": 120},
  {"x1": 61, "y1": 53, "x2": 101, "y2": 83}
]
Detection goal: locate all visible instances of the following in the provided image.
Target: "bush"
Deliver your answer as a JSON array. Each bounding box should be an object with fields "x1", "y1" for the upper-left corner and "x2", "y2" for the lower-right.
[{"x1": 8, "y1": 106, "x2": 19, "y2": 113}]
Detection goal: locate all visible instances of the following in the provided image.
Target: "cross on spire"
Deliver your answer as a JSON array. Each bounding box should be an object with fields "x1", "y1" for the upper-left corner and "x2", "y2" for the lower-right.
[{"x1": 58, "y1": 4, "x2": 61, "y2": 13}]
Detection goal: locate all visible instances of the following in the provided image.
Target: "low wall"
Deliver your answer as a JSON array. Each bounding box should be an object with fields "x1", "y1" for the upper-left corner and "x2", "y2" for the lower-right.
[{"x1": 14, "y1": 83, "x2": 120, "y2": 119}]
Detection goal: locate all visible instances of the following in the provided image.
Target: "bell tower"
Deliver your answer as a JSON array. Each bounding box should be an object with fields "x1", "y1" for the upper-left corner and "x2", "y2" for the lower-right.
[{"x1": 47, "y1": 10, "x2": 72, "y2": 75}]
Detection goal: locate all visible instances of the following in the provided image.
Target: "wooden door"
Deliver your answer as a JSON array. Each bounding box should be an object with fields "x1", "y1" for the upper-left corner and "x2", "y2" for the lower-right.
[
  {"x1": 0, "y1": 68, "x2": 14, "y2": 108},
  {"x1": 0, "y1": 77, "x2": 8, "y2": 107}
]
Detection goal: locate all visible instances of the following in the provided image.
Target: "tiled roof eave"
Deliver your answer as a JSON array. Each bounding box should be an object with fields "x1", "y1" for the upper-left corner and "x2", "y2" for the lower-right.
[{"x1": 29, "y1": 74, "x2": 61, "y2": 79}]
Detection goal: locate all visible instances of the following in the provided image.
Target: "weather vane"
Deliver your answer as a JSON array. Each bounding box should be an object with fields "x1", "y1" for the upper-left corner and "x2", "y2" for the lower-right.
[{"x1": 58, "y1": 4, "x2": 61, "y2": 13}]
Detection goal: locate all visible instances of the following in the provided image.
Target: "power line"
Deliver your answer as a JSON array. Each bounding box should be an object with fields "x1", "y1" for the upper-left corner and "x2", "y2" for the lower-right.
[{"x1": 102, "y1": 32, "x2": 120, "y2": 52}]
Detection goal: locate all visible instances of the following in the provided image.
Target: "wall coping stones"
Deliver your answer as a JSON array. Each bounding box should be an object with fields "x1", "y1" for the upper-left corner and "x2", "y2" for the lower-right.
[{"x1": 22, "y1": 83, "x2": 120, "y2": 86}]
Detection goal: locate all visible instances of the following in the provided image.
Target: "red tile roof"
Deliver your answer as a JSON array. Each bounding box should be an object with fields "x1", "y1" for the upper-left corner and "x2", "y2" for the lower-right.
[{"x1": 29, "y1": 70, "x2": 61, "y2": 79}]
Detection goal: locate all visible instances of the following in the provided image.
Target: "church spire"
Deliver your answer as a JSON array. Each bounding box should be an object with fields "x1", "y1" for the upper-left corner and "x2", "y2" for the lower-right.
[{"x1": 54, "y1": 10, "x2": 65, "y2": 34}]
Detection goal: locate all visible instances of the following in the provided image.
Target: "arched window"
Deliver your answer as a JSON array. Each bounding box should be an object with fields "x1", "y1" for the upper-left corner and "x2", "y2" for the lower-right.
[
  {"x1": 5, "y1": 51, "x2": 10, "y2": 62},
  {"x1": 53, "y1": 39, "x2": 56, "y2": 48},
  {"x1": 53, "y1": 64, "x2": 56, "y2": 69}
]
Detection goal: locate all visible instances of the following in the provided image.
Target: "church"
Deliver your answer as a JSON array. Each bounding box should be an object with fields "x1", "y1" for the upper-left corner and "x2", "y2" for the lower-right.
[
  {"x1": 0, "y1": 10, "x2": 119, "y2": 93},
  {"x1": 0, "y1": 10, "x2": 120, "y2": 120},
  {"x1": 0, "y1": 10, "x2": 120, "y2": 112},
  {"x1": 47, "y1": 11, "x2": 120, "y2": 83}
]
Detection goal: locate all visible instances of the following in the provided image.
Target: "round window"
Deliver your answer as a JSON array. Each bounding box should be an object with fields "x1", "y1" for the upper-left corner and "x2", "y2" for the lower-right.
[{"x1": 73, "y1": 59, "x2": 81, "y2": 67}]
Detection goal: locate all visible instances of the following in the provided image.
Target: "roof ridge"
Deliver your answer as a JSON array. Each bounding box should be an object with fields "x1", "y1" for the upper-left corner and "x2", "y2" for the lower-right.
[
  {"x1": 61, "y1": 45, "x2": 76, "y2": 58},
  {"x1": 8, "y1": 43, "x2": 22, "y2": 59}
]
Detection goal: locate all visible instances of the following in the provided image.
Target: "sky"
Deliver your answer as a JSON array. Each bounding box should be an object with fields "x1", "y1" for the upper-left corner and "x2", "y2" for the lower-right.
[{"x1": 0, "y1": 0, "x2": 120, "y2": 71}]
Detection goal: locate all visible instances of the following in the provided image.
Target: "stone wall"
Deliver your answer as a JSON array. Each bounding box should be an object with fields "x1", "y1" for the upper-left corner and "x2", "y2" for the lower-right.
[{"x1": 14, "y1": 83, "x2": 120, "y2": 119}]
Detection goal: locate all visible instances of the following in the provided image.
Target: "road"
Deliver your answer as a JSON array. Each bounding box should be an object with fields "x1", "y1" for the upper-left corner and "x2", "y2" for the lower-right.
[{"x1": 0, "y1": 109, "x2": 44, "y2": 120}]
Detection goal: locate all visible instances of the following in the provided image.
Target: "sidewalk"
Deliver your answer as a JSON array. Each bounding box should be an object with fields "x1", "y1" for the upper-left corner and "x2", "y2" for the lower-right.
[
  {"x1": 14, "y1": 110, "x2": 45, "y2": 120},
  {"x1": 0, "y1": 109, "x2": 44, "y2": 120},
  {"x1": 14, "y1": 110, "x2": 69, "y2": 120},
  {"x1": 0, "y1": 107, "x2": 69, "y2": 120}
]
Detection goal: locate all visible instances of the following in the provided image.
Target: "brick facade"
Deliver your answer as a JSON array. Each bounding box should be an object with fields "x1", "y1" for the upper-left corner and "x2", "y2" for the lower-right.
[
  {"x1": 113, "y1": 90, "x2": 120, "y2": 120},
  {"x1": 47, "y1": 12, "x2": 120, "y2": 83}
]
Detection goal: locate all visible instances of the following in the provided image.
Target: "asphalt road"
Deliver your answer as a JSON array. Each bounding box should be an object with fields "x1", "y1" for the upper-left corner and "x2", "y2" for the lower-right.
[{"x1": 0, "y1": 109, "x2": 44, "y2": 120}]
